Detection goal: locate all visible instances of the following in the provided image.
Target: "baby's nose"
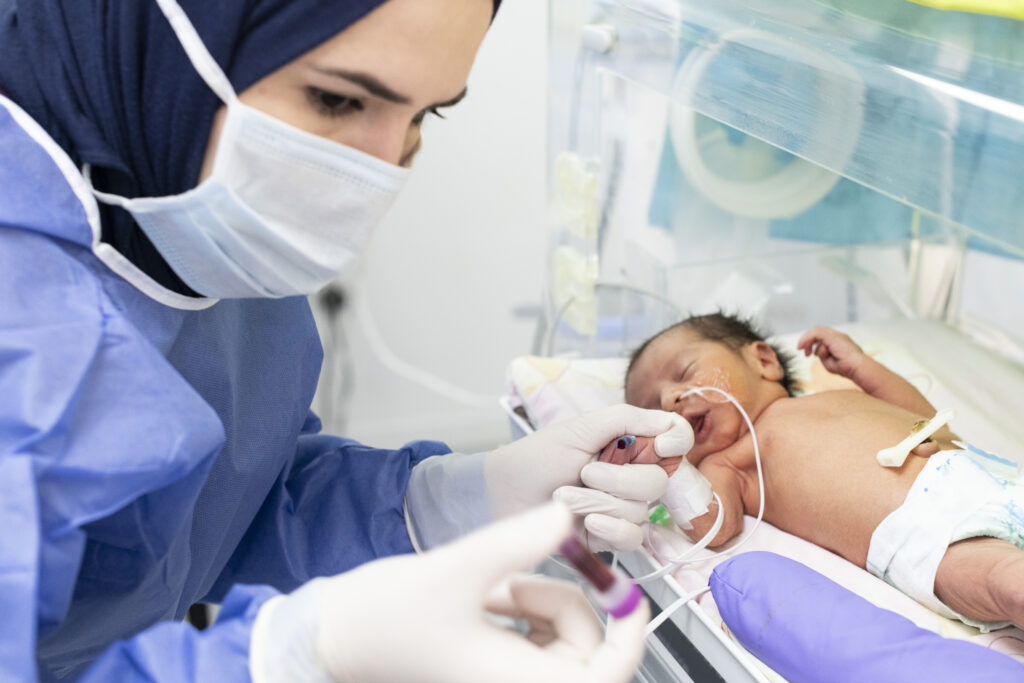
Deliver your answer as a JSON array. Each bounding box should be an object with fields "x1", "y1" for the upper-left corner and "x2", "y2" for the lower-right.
[
  {"x1": 662, "y1": 383, "x2": 710, "y2": 412},
  {"x1": 659, "y1": 386, "x2": 686, "y2": 412}
]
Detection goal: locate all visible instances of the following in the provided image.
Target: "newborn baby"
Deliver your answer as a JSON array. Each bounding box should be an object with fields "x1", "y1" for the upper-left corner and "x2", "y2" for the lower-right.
[{"x1": 612, "y1": 312, "x2": 1024, "y2": 632}]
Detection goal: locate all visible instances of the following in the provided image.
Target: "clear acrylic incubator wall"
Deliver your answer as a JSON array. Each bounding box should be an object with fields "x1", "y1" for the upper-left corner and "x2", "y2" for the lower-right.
[
  {"x1": 546, "y1": 0, "x2": 1024, "y2": 351},
  {"x1": 544, "y1": 0, "x2": 1024, "y2": 456}
]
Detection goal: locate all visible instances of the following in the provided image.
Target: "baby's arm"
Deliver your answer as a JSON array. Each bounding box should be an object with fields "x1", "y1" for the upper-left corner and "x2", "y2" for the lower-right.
[
  {"x1": 797, "y1": 326, "x2": 937, "y2": 417},
  {"x1": 683, "y1": 460, "x2": 745, "y2": 547}
]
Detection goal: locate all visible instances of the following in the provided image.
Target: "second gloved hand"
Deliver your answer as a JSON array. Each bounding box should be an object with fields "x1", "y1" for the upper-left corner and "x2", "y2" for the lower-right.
[
  {"x1": 250, "y1": 503, "x2": 650, "y2": 683},
  {"x1": 487, "y1": 405, "x2": 695, "y2": 551}
]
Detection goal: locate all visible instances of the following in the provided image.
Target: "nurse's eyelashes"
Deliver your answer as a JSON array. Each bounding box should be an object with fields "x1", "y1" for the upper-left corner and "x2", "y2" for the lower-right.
[
  {"x1": 304, "y1": 86, "x2": 456, "y2": 127},
  {"x1": 305, "y1": 86, "x2": 365, "y2": 117},
  {"x1": 411, "y1": 105, "x2": 445, "y2": 125}
]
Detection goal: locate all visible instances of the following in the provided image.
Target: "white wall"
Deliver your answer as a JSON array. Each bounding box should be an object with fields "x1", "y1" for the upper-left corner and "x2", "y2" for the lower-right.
[{"x1": 312, "y1": 2, "x2": 549, "y2": 453}]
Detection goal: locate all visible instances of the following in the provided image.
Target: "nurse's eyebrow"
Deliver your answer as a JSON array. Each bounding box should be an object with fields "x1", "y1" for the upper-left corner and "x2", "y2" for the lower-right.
[
  {"x1": 312, "y1": 67, "x2": 468, "y2": 108},
  {"x1": 313, "y1": 67, "x2": 413, "y2": 103}
]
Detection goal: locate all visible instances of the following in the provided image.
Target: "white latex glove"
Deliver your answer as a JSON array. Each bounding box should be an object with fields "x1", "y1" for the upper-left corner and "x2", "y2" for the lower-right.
[
  {"x1": 488, "y1": 405, "x2": 694, "y2": 552},
  {"x1": 250, "y1": 503, "x2": 650, "y2": 683}
]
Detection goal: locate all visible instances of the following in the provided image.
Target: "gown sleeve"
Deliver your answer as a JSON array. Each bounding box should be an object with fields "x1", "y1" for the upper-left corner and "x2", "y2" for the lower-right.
[
  {"x1": 76, "y1": 585, "x2": 276, "y2": 682},
  {"x1": 205, "y1": 413, "x2": 452, "y2": 599},
  {"x1": 0, "y1": 229, "x2": 274, "y2": 681}
]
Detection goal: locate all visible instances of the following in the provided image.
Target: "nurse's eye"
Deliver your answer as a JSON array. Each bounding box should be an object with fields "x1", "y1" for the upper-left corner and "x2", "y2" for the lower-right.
[
  {"x1": 412, "y1": 106, "x2": 447, "y2": 127},
  {"x1": 306, "y1": 87, "x2": 364, "y2": 117}
]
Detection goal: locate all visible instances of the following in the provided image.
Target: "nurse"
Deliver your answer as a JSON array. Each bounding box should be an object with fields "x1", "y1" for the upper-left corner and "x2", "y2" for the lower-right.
[{"x1": 0, "y1": 0, "x2": 692, "y2": 680}]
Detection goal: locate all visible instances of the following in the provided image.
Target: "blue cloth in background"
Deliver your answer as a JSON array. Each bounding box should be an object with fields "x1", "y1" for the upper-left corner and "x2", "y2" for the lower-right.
[
  {"x1": 711, "y1": 551, "x2": 1024, "y2": 683},
  {"x1": 648, "y1": 128, "x2": 917, "y2": 246},
  {"x1": 646, "y1": 33, "x2": 1024, "y2": 260}
]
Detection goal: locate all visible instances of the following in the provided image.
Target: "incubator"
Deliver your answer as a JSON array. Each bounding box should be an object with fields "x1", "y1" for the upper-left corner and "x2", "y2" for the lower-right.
[{"x1": 532, "y1": 1, "x2": 1024, "y2": 680}]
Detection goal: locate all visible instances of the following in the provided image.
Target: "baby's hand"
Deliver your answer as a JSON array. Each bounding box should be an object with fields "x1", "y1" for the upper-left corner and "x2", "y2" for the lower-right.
[
  {"x1": 598, "y1": 435, "x2": 683, "y2": 477},
  {"x1": 796, "y1": 326, "x2": 867, "y2": 381}
]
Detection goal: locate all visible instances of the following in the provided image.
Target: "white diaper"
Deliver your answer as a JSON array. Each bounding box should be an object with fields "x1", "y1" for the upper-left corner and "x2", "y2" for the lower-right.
[{"x1": 866, "y1": 445, "x2": 1024, "y2": 631}]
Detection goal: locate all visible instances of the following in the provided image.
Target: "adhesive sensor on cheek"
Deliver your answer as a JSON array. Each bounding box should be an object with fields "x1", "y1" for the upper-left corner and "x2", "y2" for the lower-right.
[{"x1": 559, "y1": 536, "x2": 643, "y2": 618}]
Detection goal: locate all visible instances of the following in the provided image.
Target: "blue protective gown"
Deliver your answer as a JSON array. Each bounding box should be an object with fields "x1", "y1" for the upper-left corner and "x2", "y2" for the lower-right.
[{"x1": 0, "y1": 94, "x2": 450, "y2": 681}]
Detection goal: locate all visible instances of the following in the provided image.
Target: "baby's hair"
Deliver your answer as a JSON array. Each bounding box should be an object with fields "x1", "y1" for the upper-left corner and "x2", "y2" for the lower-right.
[{"x1": 626, "y1": 311, "x2": 800, "y2": 397}]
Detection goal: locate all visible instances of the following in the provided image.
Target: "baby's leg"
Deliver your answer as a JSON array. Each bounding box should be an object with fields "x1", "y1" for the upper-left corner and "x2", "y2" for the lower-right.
[{"x1": 934, "y1": 536, "x2": 1024, "y2": 626}]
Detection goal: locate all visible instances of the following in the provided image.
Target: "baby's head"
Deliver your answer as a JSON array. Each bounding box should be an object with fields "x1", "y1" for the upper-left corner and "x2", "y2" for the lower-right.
[{"x1": 624, "y1": 312, "x2": 797, "y2": 461}]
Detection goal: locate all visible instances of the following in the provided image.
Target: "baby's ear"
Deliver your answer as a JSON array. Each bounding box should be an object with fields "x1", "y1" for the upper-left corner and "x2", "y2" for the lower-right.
[{"x1": 750, "y1": 341, "x2": 784, "y2": 381}]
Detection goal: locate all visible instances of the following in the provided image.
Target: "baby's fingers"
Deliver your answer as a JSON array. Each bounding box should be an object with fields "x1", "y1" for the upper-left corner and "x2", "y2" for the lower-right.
[
  {"x1": 797, "y1": 327, "x2": 834, "y2": 356},
  {"x1": 796, "y1": 330, "x2": 819, "y2": 354}
]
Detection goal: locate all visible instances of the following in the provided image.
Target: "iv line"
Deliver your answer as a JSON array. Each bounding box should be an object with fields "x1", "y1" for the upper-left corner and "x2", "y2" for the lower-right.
[
  {"x1": 355, "y1": 294, "x2": 497, "y2": 407},
  {"x1": 644, "y1": 586, "x2": 712, "y2": 638}
]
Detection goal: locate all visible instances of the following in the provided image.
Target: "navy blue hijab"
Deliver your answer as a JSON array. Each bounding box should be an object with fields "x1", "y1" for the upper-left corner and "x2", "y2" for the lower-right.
[{"x1": 0, "y1": 0, "x2": 501, "y2": 294}]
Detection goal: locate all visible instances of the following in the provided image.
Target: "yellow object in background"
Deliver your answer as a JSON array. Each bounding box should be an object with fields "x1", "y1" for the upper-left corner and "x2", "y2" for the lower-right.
[{"x1": 908, "y1": 0, "x2": 1024, "y2": 19}]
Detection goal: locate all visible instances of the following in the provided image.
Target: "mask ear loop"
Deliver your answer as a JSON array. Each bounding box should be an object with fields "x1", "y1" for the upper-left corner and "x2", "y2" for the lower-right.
[
  {"x1": 85, "y1": 1, "x2": 236, "y2": 203},
  {"x1": 153, "y1": 0, "x2": 238, "y2": 106}
]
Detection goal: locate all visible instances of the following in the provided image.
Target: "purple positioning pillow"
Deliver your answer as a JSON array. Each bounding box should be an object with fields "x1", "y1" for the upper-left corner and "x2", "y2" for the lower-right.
[{"x1": 709, "y1": 551, "x2": 1023, "y2": 683}]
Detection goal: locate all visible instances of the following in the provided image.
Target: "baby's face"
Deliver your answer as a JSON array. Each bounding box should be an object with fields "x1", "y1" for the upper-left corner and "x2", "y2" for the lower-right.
[{"x1": 625, "y1": 328, "x2": 772, "y2": 463}]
